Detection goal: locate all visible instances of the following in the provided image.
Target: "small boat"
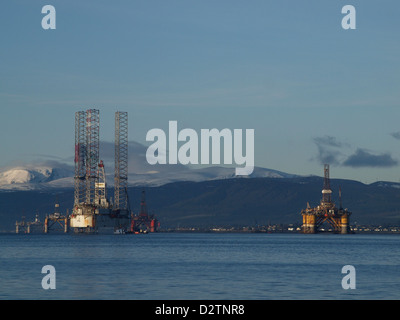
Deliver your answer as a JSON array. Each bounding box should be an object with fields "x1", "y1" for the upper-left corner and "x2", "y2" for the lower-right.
[{"x1": 114, "y1": 228, "x2": 125, "y2": 235}]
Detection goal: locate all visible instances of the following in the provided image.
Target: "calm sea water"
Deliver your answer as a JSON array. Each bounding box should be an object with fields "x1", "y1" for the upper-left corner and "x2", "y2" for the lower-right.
[{"x1": 0, "y1": 232, "x2": 399, "y2": 300}]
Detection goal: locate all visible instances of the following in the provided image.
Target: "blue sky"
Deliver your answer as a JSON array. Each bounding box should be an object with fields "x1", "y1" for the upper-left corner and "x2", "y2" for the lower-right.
[{"x1": 1, "y1": 0, "x2": 400, "y2": 183}]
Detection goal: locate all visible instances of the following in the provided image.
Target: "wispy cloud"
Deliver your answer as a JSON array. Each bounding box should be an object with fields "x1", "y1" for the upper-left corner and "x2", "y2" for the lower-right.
[
  {"x1": 99, "y1": 141, "x2": 189, "y2": 175},
  {"x1": 342, "y1": 149, "x2": 398, "y2": 168},
  {"x1": 390, "y1": 131, "x2": 400, "y2": 140},
  {"x1": 313, "y1": 135, "x2": 346, "y2": 165},
  {"x1": 313, "y1": 135, "x2": 398, "y2": 168},
  {"x1": 1, "y1": 141, "x2": 190, "y2": 176}
]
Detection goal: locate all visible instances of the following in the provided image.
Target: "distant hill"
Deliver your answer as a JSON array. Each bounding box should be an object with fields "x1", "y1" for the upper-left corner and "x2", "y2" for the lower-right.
[
  {"x1": 1, "y1": 176, "x2": 400, "y2": 232},
  {"x1": 0, "y1": 165, "x2": 74, "y2": 190},
  {"x1": 0, "y1": 163, "x2": 296, "y2": 191}
]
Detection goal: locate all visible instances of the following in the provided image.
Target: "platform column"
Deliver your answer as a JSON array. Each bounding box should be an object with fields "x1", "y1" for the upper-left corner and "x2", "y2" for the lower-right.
[
  {"x1": 308, "y1": 214, "x2": 316, "y2": 233},
  {"x1": 64, "y1": 218, "x2": 69, "y2": 233},
  {"x1": 302, "y1": 214, "x2": 316, "y2": 234},
  {"x1": 44, "y1": 217, "x2": 48, "y2": 233},
  {"x1": 341, "y1": 215, "x2": 349, "y2": 234}
]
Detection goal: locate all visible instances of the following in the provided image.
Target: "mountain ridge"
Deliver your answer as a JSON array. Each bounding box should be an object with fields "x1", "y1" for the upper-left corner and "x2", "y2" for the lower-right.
[
  {"x1": 0, "y1": 163, "x2": 297, "y2": 190},
  {"x1": 1, "y1": 175, "x2": 400, "y2": 232}
]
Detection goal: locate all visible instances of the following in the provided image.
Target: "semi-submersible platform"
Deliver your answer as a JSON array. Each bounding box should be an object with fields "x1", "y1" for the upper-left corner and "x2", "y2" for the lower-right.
[{"x1": 301, "y1": 164, "x2": 352, "y2": 234}]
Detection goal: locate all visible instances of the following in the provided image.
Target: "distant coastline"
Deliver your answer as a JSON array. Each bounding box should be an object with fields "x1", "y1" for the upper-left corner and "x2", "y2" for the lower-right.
[
  {"x1": 5, "y1": 224, "x2": 399, "y2": 234},
  {"x1": 160, "y1": 225, "x2": 400, "y2": 234}
]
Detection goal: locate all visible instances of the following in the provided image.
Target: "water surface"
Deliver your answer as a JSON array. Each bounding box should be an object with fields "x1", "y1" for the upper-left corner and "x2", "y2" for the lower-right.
[{"x1": 0, "y1": 233, "x2": 398, "y2": 300}]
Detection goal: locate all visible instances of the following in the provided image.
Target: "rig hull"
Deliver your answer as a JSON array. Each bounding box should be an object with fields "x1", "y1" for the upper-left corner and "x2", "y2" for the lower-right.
[{"x1": 70, "y1": 205, "x2": 130, "y2": 234}]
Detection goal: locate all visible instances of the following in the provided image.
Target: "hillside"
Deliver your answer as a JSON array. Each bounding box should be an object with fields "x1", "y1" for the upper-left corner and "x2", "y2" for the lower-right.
[{"x1": 1, "y1": 176, "x2": 400, "y2": 232}]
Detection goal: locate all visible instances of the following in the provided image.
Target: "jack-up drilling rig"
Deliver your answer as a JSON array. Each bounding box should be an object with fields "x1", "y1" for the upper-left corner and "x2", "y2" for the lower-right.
[
  {"x1": 70, "y1": 109, "x2": 130, "y2": 233},
  {"x1": 301, "y1": 164, "x2": 352, "y2": 234}
]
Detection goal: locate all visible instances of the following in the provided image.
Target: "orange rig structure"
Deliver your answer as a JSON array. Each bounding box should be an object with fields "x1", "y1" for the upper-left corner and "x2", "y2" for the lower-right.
[
  {"x1": 130, "y1": 190, "x2": 159, "y2": 233},
  {"x1": 301, "y1": 164, "x2": 352, "y2": 234}
]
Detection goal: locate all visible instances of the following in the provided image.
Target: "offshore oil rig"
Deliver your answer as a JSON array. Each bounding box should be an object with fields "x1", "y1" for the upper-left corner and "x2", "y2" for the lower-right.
[
  {"x1": 16, "y1": 214, "x2": 42, "y2": 234},
  {"x1": 44, "y1": 202, "x2": 68, "y2": 233},
  {"x1": 69, "y1": 109, "x2": 130, "y2": 233},
  {"x1": 130, "y1": 190, "x2": 159, "y2": 233},
  {"x1": 301, "y1": 164, "x2": 352, "y2": 234},
  {"x1": 15, "y1": 109, "x2": 159, "y2": 234},
  {"x1": 16, "y1": 203, "x2": 69, "y2": 234}
]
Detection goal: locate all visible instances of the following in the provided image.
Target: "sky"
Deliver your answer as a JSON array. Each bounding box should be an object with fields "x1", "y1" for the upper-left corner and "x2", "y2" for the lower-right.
[{"x1": 0, "y1": 0, "x2": 400, "y2": 184}]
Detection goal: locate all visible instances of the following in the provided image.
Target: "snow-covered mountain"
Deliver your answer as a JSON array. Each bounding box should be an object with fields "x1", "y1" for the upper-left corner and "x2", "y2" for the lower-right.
[
  {"x1": 0, "y1": 163, "x2": 296, "y2": 191},
  {"x1": 0, "y1": 141, "x2": 298, "y2": 190},
  {"x1": 0, "y1": 165, "x2": 74, "y2": 190},
  {"x1": 126, "y1": 165, "x2": 296, "y2": 187}
]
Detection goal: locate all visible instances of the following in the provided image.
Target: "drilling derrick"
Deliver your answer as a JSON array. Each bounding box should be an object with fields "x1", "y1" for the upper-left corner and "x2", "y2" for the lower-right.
[
  {"x1": 74, "y1": 111, "x2": 86, "y2": 206},
  {"x1": 85, "y1": 109, "x2": 100, "y2": 205},
  {"x1": 114, "y1": 111, "x2": 129, "y2": 213},
  {"x1": 301, "y1": 164, "x2": 352, "y2": 234},
  {"x1": 95, "y1": 160, "x2": 109, "y2": 208},
  {"x1": 321, "y1": 164, "x2": 332, "y2": 206},
  {"x1": 71, "y1": 109, "x2": 100, "y2": 232},
  {"x1": 139, "y1": 190, "x2": 148, "y2": 217}
]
